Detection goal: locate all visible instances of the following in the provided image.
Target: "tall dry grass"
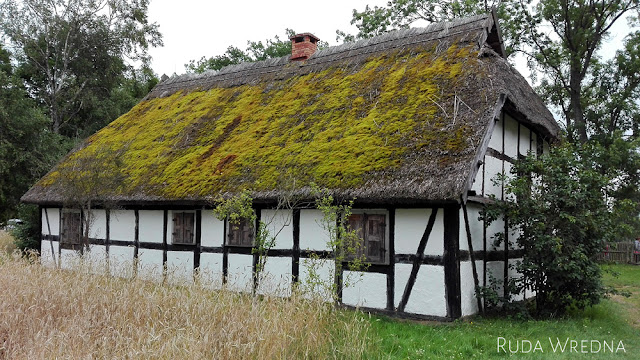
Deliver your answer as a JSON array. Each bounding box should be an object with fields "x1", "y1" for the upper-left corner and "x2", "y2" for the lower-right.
[
  {"x1": 0, "y1": 251, "x2": 372, "y2": 359},
  {"x1": 0, "y1": 230, "x2": 16, "y2": 254}
]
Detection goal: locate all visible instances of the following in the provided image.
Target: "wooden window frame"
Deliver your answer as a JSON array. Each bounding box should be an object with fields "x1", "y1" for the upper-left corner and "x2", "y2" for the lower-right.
[
  {"x1": 225, "y1": 217, "x2": 255, "y2": 247},
  {"x1": 346, "y1": 210, "x2": 389, "y2": 265},
  {"x1": 60, "y1": 209, "x2": 82, "y2": 250},
  {"x1": 171, "y1": 211, "x2": 196, "y2": 245}
]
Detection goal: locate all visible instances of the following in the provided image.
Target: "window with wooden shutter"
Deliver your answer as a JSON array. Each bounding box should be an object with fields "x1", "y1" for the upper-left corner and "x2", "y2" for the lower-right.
[
  {"x1": 346, "y1": 212, "x2": 387, "y2": 264},
  {"x1": 60, "y1": 210, "x2": 82, "y2": 250},
  {"x1": 226, "y1": 217, "x2": 254, "y2": 247},
  {"x1": 172, "y1": 212, "x2": 195, "y2": 244}
]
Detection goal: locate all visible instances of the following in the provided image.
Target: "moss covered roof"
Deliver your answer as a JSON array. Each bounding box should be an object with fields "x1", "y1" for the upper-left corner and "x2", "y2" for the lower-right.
[{"x1": 22, "y1": 14, "x2": 559, "y2": 206}]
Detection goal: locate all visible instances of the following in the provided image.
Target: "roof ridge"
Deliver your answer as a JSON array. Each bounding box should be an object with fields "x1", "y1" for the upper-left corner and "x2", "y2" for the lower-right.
[{"x1": 156, "y1": 13, "x2": 493, "y2": 91}]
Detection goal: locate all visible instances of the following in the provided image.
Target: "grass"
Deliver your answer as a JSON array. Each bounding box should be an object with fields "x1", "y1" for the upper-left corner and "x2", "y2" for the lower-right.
[
  {"x1": 1, "y1": 229, "x2": 638, "y2": 359},
  {"x1": 366, "y1": 264, "x2": 640, "y2": 359},
  {"x1": 0, "y1": 230, "x2": 16, "y2": 254},
  {"x1": 0, "y1": 240, "x2": 370, "y2": 358}
]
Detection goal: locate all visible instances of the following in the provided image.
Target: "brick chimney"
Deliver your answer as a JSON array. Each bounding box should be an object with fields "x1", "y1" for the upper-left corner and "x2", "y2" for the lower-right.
[{"x1": 290, "y1": 33, "x2": 319, "y2": 61}]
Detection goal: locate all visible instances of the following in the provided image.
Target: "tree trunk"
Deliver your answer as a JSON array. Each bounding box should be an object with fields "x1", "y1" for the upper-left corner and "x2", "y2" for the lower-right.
[{"x1": 570, "y1": 70, "x2": 587, "y2": 143}]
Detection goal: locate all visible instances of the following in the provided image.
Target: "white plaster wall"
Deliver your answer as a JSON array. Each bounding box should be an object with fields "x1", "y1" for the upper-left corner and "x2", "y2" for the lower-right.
[
  {"x1": 201, "y1": 211, "x2": 224, "y2": 247},
  {"x1": 489, "y1": 116, "x2": 503, "y2": 151},
  {"x1": 299, "y1": 209, "x2": 330, "y2": 251},
  {"x1": 199, "y1": 253, "x2": 224, "y2": 289},
  {"x1": 394, "y1": 264, "x2": 446, "y2": 317},
  {"x1": 60, "y1": 248, "x2": 82, "y2": 270},
  {"x1": 342, "y1": 271, "x2": 387, "y2": 309},
  {"x1": 543, "y1": 140, "x2": 549, "y2": 155},
  {"x1": 109, "y1": 245, "x2": 134, "y2": 278},
  {"x1": 504, "y1": 114, "x2": 519, "y2": 158},
  {"x1": 257, "y1": 256, "x2": 292, "y2": 297},
  {"x1": 485, "y1": 261, "x2": 504, "y2": 298},
  {"x1": 40, "y1": 239, "x2": 59, "y2": 267},
  {"x1": 88, "y1": 210, "x2": 107, "y2": 239},
  {"x1": 395, "y1": 209, "x2": 444, "y2": 256},
  {"x1": 460, "y1": 260, "x2": 484, "y2": 316},
  {"x1": 138, "y1": 248, "x2": 164, "y2": 281},
  {"x1": 260, "y1": 209, "x2": 294, "y2": 249},
  {"x1": 167, "y1": 251, "x2": 193, "y2": 284},
  {"x1": 42, "y1": 208, "x2": 60, "y2": 236},
  {"x1": 483, "y1": 155, "x2": 503, "y2": 198},
  {"x1": 227, "y1": 253, "x2": 253, "y2": 292},
  {"x1": 139, "y1": 210, "x2": 164, "y2": 244},
  {"x1": 86, "y1": 244, "x2": 108, "y2": 273},
  {"x1": 508, "y1": 258, "x2": 524, "y2": 302},
  {"x1": 485, "y1": 215, "x2": 505, "y2": 251},
  {"x1": 299, "y1": 257, "x2": 334, "y2": 302},
  {"x1": 519, "y1": 125, "x2": 531, "y2": 156},
  {"x1": 459, "y1": 203, "x2": 485, "y2": 252},
  {"x1": 110, "y1": 210, "x2": 135, "y2": 242},
  {"x1": 471, "y1": 161, "x2": 484, "y2": 195},
  {"x1": 532, "y1": 133, "x2": 539, "y2": 157}
]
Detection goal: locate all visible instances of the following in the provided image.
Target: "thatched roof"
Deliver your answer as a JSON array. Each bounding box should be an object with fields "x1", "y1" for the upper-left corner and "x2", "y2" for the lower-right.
[{"x1": 22, "y1": 13, "x2": 559, "y2": 206}]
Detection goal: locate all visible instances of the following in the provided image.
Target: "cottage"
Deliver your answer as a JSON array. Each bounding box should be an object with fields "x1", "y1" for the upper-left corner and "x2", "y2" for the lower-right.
[{"x1": 22, "y1": 12, "x2": 559, "y2": 320}]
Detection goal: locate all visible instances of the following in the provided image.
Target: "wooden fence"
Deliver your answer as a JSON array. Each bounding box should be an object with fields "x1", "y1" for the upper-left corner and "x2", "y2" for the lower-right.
[{"x1": 597, "y1": 241, "x2": 640, "y2": 264}]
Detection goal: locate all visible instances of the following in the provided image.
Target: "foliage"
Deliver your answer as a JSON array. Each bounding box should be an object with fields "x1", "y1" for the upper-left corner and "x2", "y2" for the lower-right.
[
  {"x1": 0, "y1": 45, "x2": 67, "y2": 222},
  {"x1": 0, "y1": 0, "x2": 163, "y2": 136},
  {"x1": 303, "y1": 186, "x2": 368, "y2": 301},
  {"x1": 185, "y1": 30, "x2": 296, "y2": 73},
  {"x1": 9, "y1": 204, "x2": 41, "y2": 252},
  {"x1": 482, "y1": 142, "x2": 624, "y2": 317}
]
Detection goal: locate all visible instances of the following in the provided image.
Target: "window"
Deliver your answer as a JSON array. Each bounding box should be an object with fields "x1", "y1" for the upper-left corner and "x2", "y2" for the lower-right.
[
  {"x1": 60, "y1": 210, "x2": 82, "y2": 250},
  {"x1": 226, "y1": 217, "x2": 254, "y2": 247},
  {"x1": 172, "y1": 212, "x2": 195, "y2": 244},
  {"x1": 347, "y1": 212, "x2": 387, "y2": 264}
]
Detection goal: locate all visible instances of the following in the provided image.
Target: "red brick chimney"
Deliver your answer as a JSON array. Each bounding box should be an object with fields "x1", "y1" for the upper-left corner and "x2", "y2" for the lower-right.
[{"x1": 290, "y1": 33, "x2": 319, "y2": 61}]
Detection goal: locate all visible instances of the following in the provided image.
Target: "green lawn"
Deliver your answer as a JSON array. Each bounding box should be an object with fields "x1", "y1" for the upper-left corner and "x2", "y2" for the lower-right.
[{"x1": 364, "y1": 264, "x2": 640, "y2": 359}]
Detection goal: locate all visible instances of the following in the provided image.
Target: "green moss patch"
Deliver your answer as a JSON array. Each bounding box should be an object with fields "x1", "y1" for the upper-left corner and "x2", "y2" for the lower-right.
[{"x1": 41, "y1": 44, "x2": 485, "y2": 199}]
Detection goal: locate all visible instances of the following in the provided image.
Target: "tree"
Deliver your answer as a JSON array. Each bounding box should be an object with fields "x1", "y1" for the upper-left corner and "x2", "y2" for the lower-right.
[
  {"x1": 0, "y1": 45, "x2": 66, "y2": 222},
  {"x1": 185, "y1": 29, "x2": 330, "y2": 74},
  {"x1": 0, "y1": 0, "x2": 163, "y2": 137},
  {"x1": 483, "y1": 142, "x2": 623, "y2": 317},
  {"x1": 185, "y1": 30, "x2": 295, "y2": 74}
]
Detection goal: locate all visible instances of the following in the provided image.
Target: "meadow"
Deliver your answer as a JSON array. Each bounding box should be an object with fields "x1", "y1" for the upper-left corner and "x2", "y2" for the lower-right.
[{"x1": 0, "y1": 231, "x2": 638, "y2": 359}]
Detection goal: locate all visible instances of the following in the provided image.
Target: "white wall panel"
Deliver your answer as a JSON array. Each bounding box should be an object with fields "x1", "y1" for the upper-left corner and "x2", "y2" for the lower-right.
[
  {"x1": 459, "y1": 203, "x2": 485, "y2": 252},
  {"x1": 299, "y1": 257, "x2": 334, "y2": 302},
  {"x1": 395, "y1": 264, "x2": 446, "y2": 317},
  {"x1": 460, "y1": 260, "x2": 484, "y2": 316},
  {"x1": 110, "y1": 210, "x2": 135, "y2": 242},
  {"x1": 395, "y1": 209, "x2": 443, "y2": 256},
  {"x1": 60, "y1": 249, "x2": 82, "y2": 270},
  {"x1": 42, "y1": 208, "x2": 60, "y2": 236},
  {"x1": 138, "y1": 248, "x2": 164, "y2": 281},
  {"x1": 139, "y1": 210, "x2": 164, "y2": 244},
  {"x1": 485, "y1": 261, "x2": 504, "y2": 299},
  {"x1": 40, "y1": 240, "x2": 59, "y2": 267},
  {"x1": 489, "y1": 117, "x2": 503, "y2": 151},
  {"x1": 88, "y1": 210, "x2": 107, "y2": 240},
  {"x1": 227, "y1": 254, "x2": 253, "y2": 292},
  {"x1": 257, "y1": 256, "x2": 292, "y2": 297},
  {"x1": 299, "y1": 209, "x2": 330, "y2": 251},
  {"x1": 504, "y1": 114, "x2": 519, "y2": 158},
  {"x1": 485, "y1": 215, "x2": 505, "y2": 251},
  {"x1": 167, "y1": 251, "x2": 193, "y2": 284},
  {"x1": 201, "y1": 211, "x2": 224, "y2": 247},
  {"x1": 86, "y1": 244, "x2": 107, "y2": 273},
  {"x1": 260, "y1": 209, "x2": 294, "y2": 249},
  {"x1": 519, "y1": 125, "x2": 531, "y2": 156},
  {"x1": 199, "y1": 253, "x2": 224, "y2": 289},
  {"x1": 342, "y1": 271, "x2": 387, "y2": 309},
  {"x1": 483, "y1": 156, "x2": 503, "y2": 198},
  {"x1": 471, "y1": 161, "x2": 484, "y2": 195},
  {"x1": 109, "y1": 245, "x2": 134, "y2": 278}
]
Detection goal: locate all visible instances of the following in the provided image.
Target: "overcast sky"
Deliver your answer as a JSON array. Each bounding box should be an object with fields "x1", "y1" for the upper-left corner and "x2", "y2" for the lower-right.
[
  {"x1": 146, "y1": 0, "x2": 390, "y2": 76},
  {"x1": 146, "y1": 0, "x2": 631, "y2": 79}
]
